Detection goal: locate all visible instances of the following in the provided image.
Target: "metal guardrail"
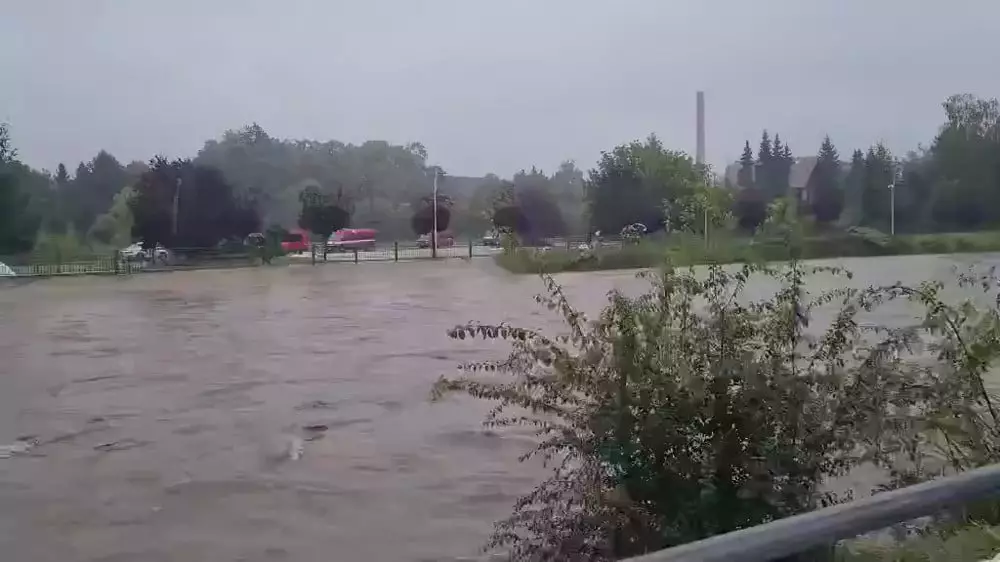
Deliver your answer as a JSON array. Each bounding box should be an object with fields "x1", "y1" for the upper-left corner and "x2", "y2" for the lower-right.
[{"x1": 624, "y1": 463, "x2": 1000, "y2": 562}]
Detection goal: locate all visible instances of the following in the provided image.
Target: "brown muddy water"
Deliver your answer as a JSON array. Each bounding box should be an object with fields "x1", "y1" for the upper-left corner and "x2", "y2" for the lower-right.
[{"x1": 0, "y1": 254, "x2": 995, "y2": 562}]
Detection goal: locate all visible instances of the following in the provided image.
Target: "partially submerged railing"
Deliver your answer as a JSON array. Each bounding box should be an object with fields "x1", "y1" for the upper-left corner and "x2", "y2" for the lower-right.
[{"x1": 624, "y1": 463, "x2": 1000, "y2": 562}]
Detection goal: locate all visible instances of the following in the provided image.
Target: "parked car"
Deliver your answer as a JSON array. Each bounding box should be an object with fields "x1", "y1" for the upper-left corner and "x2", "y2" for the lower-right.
[
  {"x1": 417, "y1": 232, "x2": 455, "y2": 248},
  {"x1": 280, "y1": 229, "x2": 310, "y2": 254},
  {"x1": 0, "y1": 261, "x2": 15, "y2": 277},
  {"x1": 481, "y1": 231, "x2": 501, "y2": 247},
  {"x1": 121, "y1": 243, "x2": 144, "y2": 260},
  {"x1": 327, "y1": 228, "x2": 378, "y2": 251},
  {"x1": 121, "y1": 242, "x2": 168, "y2": 262}
]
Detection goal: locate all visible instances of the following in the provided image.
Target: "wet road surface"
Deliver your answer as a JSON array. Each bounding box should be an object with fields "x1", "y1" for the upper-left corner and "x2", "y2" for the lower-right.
[{"x1": 0, "y1": 254, "x2": 994, "y2": 561}]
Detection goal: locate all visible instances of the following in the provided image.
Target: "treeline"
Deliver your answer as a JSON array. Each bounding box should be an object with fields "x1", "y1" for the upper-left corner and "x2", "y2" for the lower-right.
[
  {"x1": 2, "y1": 92, "x2": 998, "y2": 257},
  {"x1": 0, "y1": 121, "x2": 594, "y2": 256},
  {"x1": 729, "y1": 93, "x2": 1000, "y2": 234}
]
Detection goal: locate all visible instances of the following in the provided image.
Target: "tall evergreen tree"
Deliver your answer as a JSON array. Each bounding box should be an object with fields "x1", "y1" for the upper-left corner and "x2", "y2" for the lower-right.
[
  {"x1": 771, "y1": 135, "x2": 793, "y2": 199},
  {"x1": 757, "y1": 131, "x2": 772, "y2": 166},
  {"x1": 738, "y1": 141, "x2": 755, "y2": 188},
  {"x1": 861, "y1": 143, "x2": 895, "y2": 229},
  {"x1": 811, "y1": 135, "x2": 844, "y2": 224},
  {"x1": 842, "y1": 149, "x2": 866, "y2": 225},
  {"x1": 756, "y1": 131, "x2": 774, "y2": 198},
  {"x1": 54, "y1": 163, "x2": 69, "y2": 186},
  {"x1": 772, "y1": 134, "x2": 784, "y2": 165}
]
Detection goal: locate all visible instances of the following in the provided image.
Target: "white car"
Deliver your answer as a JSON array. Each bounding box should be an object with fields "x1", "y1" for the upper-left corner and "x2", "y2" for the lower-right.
[
  {"x1": 0, "y1": 261, "x2": 15, "y2": 277},
  {"x1": 146, "y1": 245, "x2": 169, "y2": 261},
  {"x1": 121, "y1": 243, "x2": 144, "y2": 259},
  {"x1": 121, "y1": 243, "x2": 168, "y2": 261}
]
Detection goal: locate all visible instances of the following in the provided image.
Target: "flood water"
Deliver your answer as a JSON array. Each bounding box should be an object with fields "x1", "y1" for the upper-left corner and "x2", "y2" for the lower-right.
[{"x1": 0, "y1": 254, "x2": 995, "y2": 562}]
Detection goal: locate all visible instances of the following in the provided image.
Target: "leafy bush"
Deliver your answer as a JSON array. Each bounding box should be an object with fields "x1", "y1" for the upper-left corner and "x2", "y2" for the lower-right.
[
  {"x1": 436, "y1": 252, "x2": 1000, "y2": 560},
  {"x1": 30, "y1": 230, "x2": 105, "y2": 263}
]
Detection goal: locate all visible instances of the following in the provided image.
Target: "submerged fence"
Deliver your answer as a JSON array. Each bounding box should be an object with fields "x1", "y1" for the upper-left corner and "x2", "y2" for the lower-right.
[
  {"x1": 625, "y1": 462, "x2": 1000, "y2": 562},
  {"x1": 0, "y1": 238, "x2": 506, "y2": 278}
]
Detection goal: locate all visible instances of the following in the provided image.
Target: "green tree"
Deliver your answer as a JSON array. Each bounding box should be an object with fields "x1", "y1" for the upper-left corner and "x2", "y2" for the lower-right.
[
  {"x1": 410, "y1": 194, "x2": 452, "y2": 236},
  {"x1": 54, "y1": 163, "x2": 69, "y2": 186},
  {"x1": 737, "y1": 141, "x2": 754, "y2": 187},
  {"x1": 926, "y1": 94, "x2": 1000, "y2": 229},
  {"x1": 587, "y1": 134, "x2": 704, "y2": 235},
  {"x1": 810, "y1": 135, "x2": 844, "y2": 224},
  {"x1": 88, "y1": 186, "x2": 135, "y2": 247},
  {"x1": 297, "y1": 184, "x2": 350, "y2": 257},
  {"x1": 734, "y1": 187, "x2": 767, "y2": 232},
  {"x1": 510, "y1": 167, "x2": 566, "y2": 242},
  {"x1": 842, "y1": 149, "x2": 866, "y2": 225},
  {"x1": 550, "y1": 161, "x2": 587, "y2": 235},
  {"x1": 860, "y1": 143, "x2": 895, "y2": 229},
  {"x1": 194, "y1": 125, "x2": 438, "y2": 238},
  {"x1": 130, "y1": 157, "x2": 259, "y2": 250},
  {"x1": 0, "y1": 124, "x2": 42, "y2": 255},
  {"x1": 755, "y1": 130, "x2": 773, "y2": 196},
  {"x1": 774, "y1": 141, "x2": 794, "y2": 199},
  {"x1": 58, "y1": 151, "x2": 128, "y2": 234}
]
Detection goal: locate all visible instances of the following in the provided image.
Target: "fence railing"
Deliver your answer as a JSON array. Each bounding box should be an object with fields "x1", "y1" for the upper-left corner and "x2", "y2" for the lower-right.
[
  {"x1": 624, "y1": 462, "x2": 1000, "y2": 562},
  {"x1": 303, "y1": 239, "x2": 502, "y2": 263},
  {"x1": 0, "y1": 239, "x2": 509, "y2": 277}
]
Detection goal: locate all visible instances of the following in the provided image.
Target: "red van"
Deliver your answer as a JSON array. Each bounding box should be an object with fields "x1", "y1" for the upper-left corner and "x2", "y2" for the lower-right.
[
  {"x1": 281, "y1": 229, "x2": 310, "y2": 254},
  {"x1": 327, "y1": 228, "x2": 378, "y2": 251}
]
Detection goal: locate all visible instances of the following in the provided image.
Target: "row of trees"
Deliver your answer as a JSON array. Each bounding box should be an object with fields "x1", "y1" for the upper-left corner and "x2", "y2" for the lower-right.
[
  {"x1": 3, "y1": 92, "x2": 999, "y2": 257},
  {"x1": 729, "y1": 93, "x2": 1000, "y2": 235},
  {"x1": 0, "y1": 119, "x2": 594, "y2": 257}
]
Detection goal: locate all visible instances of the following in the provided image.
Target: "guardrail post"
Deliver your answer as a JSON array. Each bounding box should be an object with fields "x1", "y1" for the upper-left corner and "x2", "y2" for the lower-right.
[
  {"x1": 353, "y1": 248, "x2": 359, "y2": 264},
  {"x1": 468, "y1": 238, "x2": 473, "y2": 258},
  {"x1": 311, "y1": 244, "x2": 316, "y2": 265},
  {"x1": 113, "y1": 251, "x2": 119, "y2": 275},
  {"x1": 394, "y1": 241, "x2": 399, "y2": 262}
]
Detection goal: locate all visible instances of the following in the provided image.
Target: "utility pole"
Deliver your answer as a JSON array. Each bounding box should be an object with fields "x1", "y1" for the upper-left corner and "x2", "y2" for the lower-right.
[
  {"x1": 888, "y1": 166, "x2": 901, "y2": 236},
  {"x1": 172, "y1": 177, "x2": 181, "y2": 237},
  {"x1": 431, "y1": 169, "x2": 439, "y2": 259},
  {"x1": 695, "y1": 91, "x2": 708, "y2": 246},
  {"x1": 888, "y1": 182, "x2": 895, "y2": 236}
]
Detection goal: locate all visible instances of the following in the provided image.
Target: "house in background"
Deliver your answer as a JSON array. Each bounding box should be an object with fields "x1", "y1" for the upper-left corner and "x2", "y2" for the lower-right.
[{"x1": 723, "y1": 157, "x2": 849, "y2": 204}]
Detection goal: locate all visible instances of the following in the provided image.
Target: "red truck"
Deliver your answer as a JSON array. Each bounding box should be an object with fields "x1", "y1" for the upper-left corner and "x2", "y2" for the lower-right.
[
  {"x1": 327, "y1": 228, "x2": 378, "y2": 251},
  {"x1": 280, "y1": 229, "x2": 311, "y2": 254}
]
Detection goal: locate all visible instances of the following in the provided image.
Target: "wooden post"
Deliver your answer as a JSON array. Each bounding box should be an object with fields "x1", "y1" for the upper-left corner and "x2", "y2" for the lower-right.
[
  {"x1": 311, "y1": 244, "x2": 316, "y2": 265},
  {"x1": 353, "y1": 248, "x2": 359, "y2": 264},
  {"x1": 468, "y1": 238, "x2": 473, "y2": 258},
  {"x1": 113, "y1": 251, "x2": 119, "y2": 275},
  {"x1": 394, "y1": 241, "x2": 399, "y2": 262}
]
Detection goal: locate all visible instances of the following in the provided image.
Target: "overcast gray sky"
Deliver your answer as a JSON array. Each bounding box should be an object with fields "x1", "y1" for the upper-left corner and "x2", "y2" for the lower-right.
[{"x1": 2, "y1": 0, "x2": 997, "y2": 177}]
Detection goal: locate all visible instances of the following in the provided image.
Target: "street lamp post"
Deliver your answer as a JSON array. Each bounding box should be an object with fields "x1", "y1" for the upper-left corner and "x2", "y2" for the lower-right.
[
  {"x1": 172, "y1": 177, "x2": 181, "y2": 237},
  {"x1": 888, "y1": 167, "x2": 902, "y2": 236},
  {"x1": 431, "y1": 169, "x2": 439, "y2": 259},
  {"x1": 888, "y1": 181, "x2": 895, "y2": 236}
]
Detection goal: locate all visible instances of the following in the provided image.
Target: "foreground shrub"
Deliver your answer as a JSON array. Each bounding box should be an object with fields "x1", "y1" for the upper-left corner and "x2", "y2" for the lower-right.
[{"x1": 435, "y1": 255, "x2": 1000, "y2": 560}]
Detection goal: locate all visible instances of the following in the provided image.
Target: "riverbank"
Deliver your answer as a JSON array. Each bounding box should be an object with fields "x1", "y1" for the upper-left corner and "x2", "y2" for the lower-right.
[{"x1": 495, "y1": 231, "x2": 1000, "y2": 274}]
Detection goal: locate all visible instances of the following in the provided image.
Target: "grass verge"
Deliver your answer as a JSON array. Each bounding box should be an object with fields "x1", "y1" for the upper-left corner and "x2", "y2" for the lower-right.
[
  {"x1": 836, "y1": 524, "x2": 1000, "y2": 561},
  {"x1": 495, "y1": 231, "x2": 1000, "y2": 274}
]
